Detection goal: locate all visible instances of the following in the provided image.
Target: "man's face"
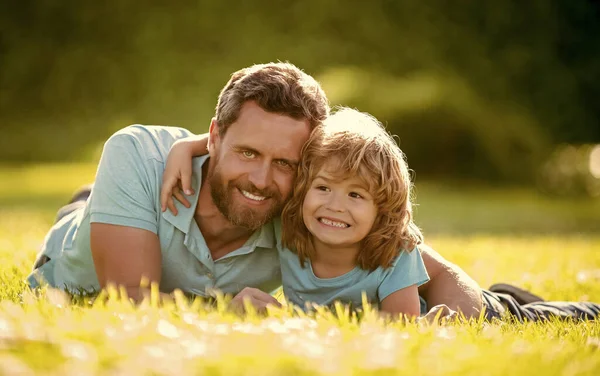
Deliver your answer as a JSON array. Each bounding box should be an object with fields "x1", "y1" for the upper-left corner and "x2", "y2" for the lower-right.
[{"x1": 207, "y1": 101, "x2": 311, "y2": 230}]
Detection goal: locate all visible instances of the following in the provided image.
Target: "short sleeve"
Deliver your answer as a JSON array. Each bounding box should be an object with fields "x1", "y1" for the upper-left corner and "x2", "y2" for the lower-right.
[
  {"x1": 378, "y1": 246, "x2": 430, "y2": 301},
  {"x1": 89, "y1": 126, "x2": 163, "y2": 234}
]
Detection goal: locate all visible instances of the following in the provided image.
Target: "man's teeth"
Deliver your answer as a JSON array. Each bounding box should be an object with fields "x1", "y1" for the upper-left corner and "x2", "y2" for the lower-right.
[
  {"x1": 241, "y1": 190, "x2": 267, "y2": 201},
  {"x1": 319, "y1": 218, "x2": 349, "y2": 228}
]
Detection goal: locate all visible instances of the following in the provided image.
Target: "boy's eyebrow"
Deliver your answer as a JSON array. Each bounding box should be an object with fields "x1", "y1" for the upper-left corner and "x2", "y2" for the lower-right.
[
  {"x1": 347, "y1": 183, "x2": 369, "y2": 191},
  {"x1": 314, "y1": 172, "x2": 335, "y2": 181},
  {"x1": 314, "y1": 173, "x2": 368, "y2": 190}
]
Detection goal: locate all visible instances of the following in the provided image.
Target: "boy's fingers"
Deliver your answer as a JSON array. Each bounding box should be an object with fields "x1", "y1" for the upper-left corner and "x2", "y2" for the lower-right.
[
  {"x1": 167, "y1": 196, "x2": 179, "y2": 216},
  {"x1": 160, "y1": 176, "x2": 177, "y2": 211},
  {"x1": 181, "y1": 171, "x2": 194, "y2": 196},
  {"x1": 173, "y1": 189, "x2": 191, "y2": 208},
  {"x1": 160, "y1": 188, "x2": 168, "y2": 212}
]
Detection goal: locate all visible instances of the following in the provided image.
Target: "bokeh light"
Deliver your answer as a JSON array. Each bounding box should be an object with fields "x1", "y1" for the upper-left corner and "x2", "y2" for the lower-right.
[{"x1": 589, "y1": 145, "x2": 600, "y2": 179}]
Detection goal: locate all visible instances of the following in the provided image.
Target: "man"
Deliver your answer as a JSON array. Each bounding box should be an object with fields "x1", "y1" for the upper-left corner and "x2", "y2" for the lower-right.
[{"x1": 28, "y1": 62, "x2": 598, "y2": 321}]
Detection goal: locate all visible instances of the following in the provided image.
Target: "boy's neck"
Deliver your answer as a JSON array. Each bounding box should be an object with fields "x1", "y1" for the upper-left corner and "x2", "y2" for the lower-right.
[{"x1": 311, "y1": 240, "x2": 359, "y2": 279}]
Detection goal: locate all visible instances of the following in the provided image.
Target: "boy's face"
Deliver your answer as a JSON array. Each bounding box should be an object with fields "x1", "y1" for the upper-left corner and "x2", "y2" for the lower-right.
[
  {"x1": 301, "y1": 162, "x2": 378, "y2": 253},
  {"x1": 207, "y1": 100, "x2": 310, "y2": 229}
]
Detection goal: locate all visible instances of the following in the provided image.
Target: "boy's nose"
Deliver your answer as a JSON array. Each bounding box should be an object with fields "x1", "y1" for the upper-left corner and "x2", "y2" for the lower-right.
[{"x1": 326, "y1": 193, "x2": 345, "y2": 212}]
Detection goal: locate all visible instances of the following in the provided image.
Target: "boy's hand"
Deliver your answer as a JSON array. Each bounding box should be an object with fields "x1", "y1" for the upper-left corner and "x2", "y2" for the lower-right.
[{"x1": 160, "y1": 139, "x2": 195, "y2": 215}]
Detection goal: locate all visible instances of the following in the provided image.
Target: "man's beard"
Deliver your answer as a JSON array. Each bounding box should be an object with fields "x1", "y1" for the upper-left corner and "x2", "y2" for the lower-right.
[{"x1": 209, "y1": 167, "x2": 284, "y2": 230}]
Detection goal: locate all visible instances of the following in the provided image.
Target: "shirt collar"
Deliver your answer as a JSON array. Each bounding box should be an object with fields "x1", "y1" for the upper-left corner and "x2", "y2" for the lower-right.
[
  {"x1": 161, "y1": 154, "x2": 277, "y2": 250},
  {"x1": 251, "y1": 219, "x2": 276, "y2": 249}
]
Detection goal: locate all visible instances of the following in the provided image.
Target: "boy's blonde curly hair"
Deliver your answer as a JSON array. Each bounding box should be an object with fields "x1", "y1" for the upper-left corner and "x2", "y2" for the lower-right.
[{"x1": 281, "y1": 107, "x2": 423, "y2": 271}]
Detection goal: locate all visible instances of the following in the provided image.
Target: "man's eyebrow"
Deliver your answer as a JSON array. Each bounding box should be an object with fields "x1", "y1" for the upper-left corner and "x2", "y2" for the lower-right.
[
  {"x1": 278, "y1": 157, "x2": 299, "y2": 167},
  {"x1": 232, "y1": 144, "x2": 261, "y2": 154}
]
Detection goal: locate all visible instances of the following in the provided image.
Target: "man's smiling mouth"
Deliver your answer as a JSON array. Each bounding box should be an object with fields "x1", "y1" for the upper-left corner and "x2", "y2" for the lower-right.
[{"x1": 239, "y1": 189, "x2": 267, "y2": 201}]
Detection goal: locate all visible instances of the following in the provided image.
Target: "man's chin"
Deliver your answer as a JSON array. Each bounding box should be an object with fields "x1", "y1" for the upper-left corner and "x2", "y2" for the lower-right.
[{"x1": 228, "y1": 206, "x2": 276, "y2": 229}]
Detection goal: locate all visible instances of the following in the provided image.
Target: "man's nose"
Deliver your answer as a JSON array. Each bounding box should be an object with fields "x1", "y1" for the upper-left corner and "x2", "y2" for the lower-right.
[{"x1": 248, "y1": 163, "x2": 273, "y2": 191}]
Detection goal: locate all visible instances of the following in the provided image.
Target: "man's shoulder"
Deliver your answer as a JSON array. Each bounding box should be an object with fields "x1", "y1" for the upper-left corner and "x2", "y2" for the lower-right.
[
  {"x1": 110, "y1": 124, "x2": 195, "y2": 146},
  {"x1": 104, "y1": 124, "x2": 195, "y2": 163}
]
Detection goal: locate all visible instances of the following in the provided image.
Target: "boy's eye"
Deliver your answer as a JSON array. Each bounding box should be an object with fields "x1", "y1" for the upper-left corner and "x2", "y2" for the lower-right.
[
  {"x1": 242, "y1": 150, "x2": 256, "y2": 159},
  {"x1": 349, "y1": 192, "x2": 363, "y2": 199},
  {"x1": 316, "y1": 185, "x2": 329, "y2": 192}
]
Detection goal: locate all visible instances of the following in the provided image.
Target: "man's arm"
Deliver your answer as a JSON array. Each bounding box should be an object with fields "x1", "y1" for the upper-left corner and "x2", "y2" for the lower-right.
[
  {"x1": 417, "y1": 243, "x2": 483, "y2": 318},
  {"x1": 87, "y1": 126, "x2": 183, "y2": 302},
  {"x1": 91, "y1": 224, "x2": 162, "y2": 301}
]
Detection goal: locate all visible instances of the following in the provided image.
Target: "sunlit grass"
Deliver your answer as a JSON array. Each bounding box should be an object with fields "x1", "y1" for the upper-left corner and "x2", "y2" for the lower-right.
[
  {"x1": 0, "y1": 163, "x2": 97, "y2": 200},
  {"x1": 1, "y1": 290, "x2": 599, "y2": 375},
  {"x1": 1, "y1": 163, "x2": 599, "y2": 375}
]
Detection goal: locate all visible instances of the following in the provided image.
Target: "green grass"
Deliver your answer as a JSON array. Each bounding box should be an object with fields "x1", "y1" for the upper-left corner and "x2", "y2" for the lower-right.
[{"x1": 1, "y1": 163, "x2": 600, "y2": 375}]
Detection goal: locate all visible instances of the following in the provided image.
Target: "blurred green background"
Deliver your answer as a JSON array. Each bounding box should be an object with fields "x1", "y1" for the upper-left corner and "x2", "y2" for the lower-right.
[{"x1": 1, "y1": 0, "x2": 599, "y2": 195}]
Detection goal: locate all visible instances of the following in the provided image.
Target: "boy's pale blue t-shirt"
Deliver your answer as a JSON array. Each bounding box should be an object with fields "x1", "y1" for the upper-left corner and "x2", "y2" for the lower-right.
[
  {"x1": 27, "y1": 125, "x2": 281, "y2": 295},
  {"x1": 273, "y1": 221, "x2": 430, "y2": 311}
]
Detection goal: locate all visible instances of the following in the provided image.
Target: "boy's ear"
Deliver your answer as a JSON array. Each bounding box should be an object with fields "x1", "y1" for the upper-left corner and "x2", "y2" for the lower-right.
[{"x1": 208, "y1": 118, "x2": 220, "y2": 154}]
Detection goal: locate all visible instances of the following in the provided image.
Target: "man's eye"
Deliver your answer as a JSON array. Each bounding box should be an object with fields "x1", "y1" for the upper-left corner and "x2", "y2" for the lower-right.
[
  {"x1": 275, "y1": 160, "x2": 291, "y2": 168},
  {"x1": 242, "y1": 150, "x2": 255, "y2": 158}
]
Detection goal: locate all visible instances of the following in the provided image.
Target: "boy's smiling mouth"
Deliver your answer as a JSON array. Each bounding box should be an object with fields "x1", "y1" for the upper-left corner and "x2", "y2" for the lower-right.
[{"x1": 318, "y1": 217, "x2": 350, "y2": 228}]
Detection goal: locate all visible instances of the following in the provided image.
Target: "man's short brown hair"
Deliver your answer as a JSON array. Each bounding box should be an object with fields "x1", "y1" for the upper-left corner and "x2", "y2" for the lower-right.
[{"x1": 215, "y1": 62, "x2": 329, "y2": 135}]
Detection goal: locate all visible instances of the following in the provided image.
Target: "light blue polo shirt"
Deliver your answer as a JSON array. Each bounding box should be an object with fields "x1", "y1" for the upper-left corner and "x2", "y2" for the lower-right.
[
  {"x1": 274, "y1": 221, "x2": 430, "y2": 311},
  {"x1": 27, "y1": 125, "x2": 281, "y2": 296}
]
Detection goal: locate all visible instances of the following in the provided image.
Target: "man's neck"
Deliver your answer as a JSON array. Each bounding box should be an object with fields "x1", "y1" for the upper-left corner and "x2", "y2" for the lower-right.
[{"x1": 194, "y1": 169, "x2": 254, "y2": 260}]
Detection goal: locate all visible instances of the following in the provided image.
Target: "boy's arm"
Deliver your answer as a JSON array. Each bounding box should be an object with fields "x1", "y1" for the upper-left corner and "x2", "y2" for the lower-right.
[
  {"x1": 380, "y1": 284, "x2": 421, "y2": 318},
  {"x1": 160, "y1": 133, "x2": 209, "y2": 214},
  {"x1": 417, "y1": 243, "x2": 483, "y2": 318}
]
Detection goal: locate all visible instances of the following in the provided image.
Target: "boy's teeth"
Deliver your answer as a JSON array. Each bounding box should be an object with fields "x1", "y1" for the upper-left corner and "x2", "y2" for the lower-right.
[
  {"x1": 241, "y1": 190, "x2": 266, "y2": 201},
  {"x1": 319, "y1": 218, "x2": 348, "y2": 228}
]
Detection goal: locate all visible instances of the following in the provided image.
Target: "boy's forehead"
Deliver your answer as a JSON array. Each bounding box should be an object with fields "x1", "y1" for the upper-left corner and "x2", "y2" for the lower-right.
[
  {"x1": 313, "y1": 157, "x2": 375, "y2": 190},
  {"x1": 316, "y1": 163, "x2": 369, "y2": 184},
  {"x1": 315, "y1": 157, "x2": 344, "y2": 175}
]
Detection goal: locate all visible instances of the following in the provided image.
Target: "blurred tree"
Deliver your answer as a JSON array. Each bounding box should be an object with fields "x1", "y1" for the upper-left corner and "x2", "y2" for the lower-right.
[{"x1": 0, "y1": 0, "x2": 598, "y2": 183}]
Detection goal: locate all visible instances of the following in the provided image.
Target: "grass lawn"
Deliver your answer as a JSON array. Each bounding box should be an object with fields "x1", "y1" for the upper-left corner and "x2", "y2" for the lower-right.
[{"x1": 0, "y1": 163, "x2": 599, "y2": 375}]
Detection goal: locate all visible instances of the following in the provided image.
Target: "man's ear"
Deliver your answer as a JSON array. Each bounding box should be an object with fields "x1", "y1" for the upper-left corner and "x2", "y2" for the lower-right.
[{"x1": 208, "y1": 118, "x2": 220, "y2": 154}]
